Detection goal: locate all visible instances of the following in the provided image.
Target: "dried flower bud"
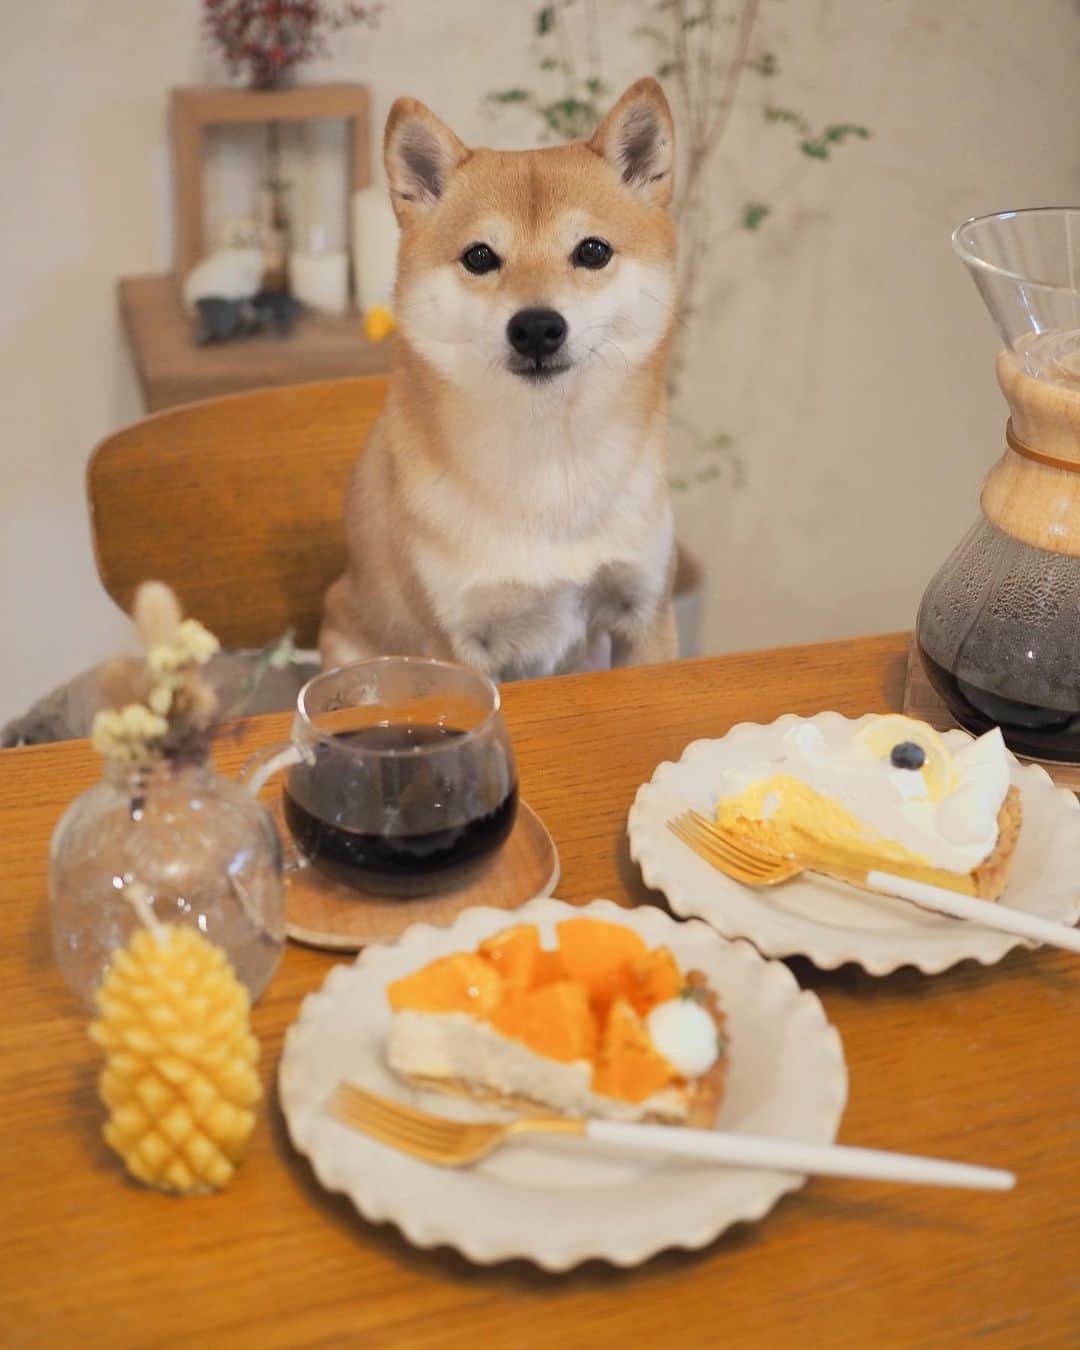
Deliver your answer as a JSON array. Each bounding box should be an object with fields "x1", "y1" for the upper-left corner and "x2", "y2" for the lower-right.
[
  {"x1": 147, "y1": 682, "x2": 175, "y2": 717},
  {"x1": 177, "y1": 619, "x2": 221, "y2": 666},
  {"x1": 134, "y1": 582, "x2": 183, "y2": 650},
  {"x1": 91, "y1": 580, "x2": 229, "y2": 765},
  {"x1": 91, "y1": 704, "x2": 169, "y2": 762}
]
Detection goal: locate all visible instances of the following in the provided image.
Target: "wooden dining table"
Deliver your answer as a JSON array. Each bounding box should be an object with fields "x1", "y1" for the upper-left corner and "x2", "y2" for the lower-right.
[{"x1": 1, "y1": 632, "x2": 1076, "y2": 1348}]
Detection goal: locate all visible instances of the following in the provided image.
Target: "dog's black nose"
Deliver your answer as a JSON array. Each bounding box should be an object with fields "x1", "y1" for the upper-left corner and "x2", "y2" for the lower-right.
[{"x1": 506, "y1": 307, "x2": 567, "y2": 360}]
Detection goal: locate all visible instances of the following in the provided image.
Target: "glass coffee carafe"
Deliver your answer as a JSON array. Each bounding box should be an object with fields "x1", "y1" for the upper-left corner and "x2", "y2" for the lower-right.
[{"x1": 916, "y1": 208, "x2": 1080, "y2": 762}]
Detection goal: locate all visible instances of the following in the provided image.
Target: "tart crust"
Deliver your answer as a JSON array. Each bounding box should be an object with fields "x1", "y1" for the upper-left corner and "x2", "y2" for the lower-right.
[{"x1": 972, "y1": 786, "x2": 1022, "y2": 900}]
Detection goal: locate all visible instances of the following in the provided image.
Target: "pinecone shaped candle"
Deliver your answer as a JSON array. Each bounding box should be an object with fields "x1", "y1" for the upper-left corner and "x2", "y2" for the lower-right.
[{"x1": 89, "y1": 886, "x2": 261, "y2": 1194}]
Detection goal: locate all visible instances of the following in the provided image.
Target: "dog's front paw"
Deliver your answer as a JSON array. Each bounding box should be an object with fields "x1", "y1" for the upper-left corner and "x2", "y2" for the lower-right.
[{"x1": 453, "y1": 579, "x2": 586, "y2": 682}]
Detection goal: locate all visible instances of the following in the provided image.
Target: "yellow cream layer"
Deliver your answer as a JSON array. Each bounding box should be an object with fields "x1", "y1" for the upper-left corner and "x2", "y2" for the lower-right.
[{"x1": 716, "y1": 773, "x2": 932, "y2": 867}]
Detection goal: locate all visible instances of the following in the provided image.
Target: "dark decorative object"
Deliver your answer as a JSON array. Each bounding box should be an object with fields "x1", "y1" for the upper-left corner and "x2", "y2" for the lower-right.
[{"x1": 195, "y1": 291, "x2": 303, "y2": 344}]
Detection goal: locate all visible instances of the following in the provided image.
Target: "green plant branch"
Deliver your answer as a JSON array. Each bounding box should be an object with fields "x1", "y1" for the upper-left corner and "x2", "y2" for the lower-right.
[{"x1": 672, "y1": 0, "x2": 761, "y2": 346}]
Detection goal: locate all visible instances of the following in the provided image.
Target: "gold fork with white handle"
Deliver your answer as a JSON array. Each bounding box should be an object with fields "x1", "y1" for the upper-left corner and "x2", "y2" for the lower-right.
[
  {"x1": 330, "y1": 1083, "x2": 1014, "y2": 1190},
  {"x1": 668, "y1": 809, "x2": 1080, "y2": 955}
]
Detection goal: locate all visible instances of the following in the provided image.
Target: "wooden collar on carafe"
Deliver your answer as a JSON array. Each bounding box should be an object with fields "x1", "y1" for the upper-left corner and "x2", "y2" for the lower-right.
[
  {"x1": 982, "y1": 352, "x2": 1080, "y2": 555},
  {"x1": 996, "y1": 349, "x2": 1080, "y2": 472}
]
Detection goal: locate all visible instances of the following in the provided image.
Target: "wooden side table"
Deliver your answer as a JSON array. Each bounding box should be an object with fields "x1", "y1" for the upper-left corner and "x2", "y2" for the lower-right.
[
  {"x1": 118, "y1": 83, "x2": 393, "y2": 412},
  {"x1": 118, "y1": 274, "x2": 392, "y2": 412}
]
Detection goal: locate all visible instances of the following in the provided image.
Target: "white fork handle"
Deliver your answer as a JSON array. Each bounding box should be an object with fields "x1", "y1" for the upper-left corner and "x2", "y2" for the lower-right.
[
  {"x1": 583, "y1": 1120, "x2": 1014, "y2": 1191},
  {"x1": 868, "y1": 871, "x2": 1080, "y2": 954}
]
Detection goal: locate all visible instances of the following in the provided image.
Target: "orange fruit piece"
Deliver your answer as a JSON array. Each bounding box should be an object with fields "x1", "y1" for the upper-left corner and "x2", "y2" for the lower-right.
[
  {"x1": 627, "y1": 947, "x2": 682, "y2": 1017},
  {"x1": 492, "y1": 980, "x2": 597, "y2": 1063},
  {"x1": 387, "y1": 953, "x2": 502, "y2": 1017},
  {"x1": 556, "y1": 918, "x2": 648, "y2": 1009},
  {"x1": 479, "y1": 924, "x2": 541, "y2": 990},
  {"x1": 532, "y1": 948, "x2": 565, "y2": 986},
  {"x1": 593, "y1": 997, "x2": 676, "y2": 1103}
]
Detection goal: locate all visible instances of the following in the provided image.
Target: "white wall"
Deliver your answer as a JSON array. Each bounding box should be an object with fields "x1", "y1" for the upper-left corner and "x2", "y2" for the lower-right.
[{"x1": 2, "y1": 0, "x2": 1079, "y2": 724}]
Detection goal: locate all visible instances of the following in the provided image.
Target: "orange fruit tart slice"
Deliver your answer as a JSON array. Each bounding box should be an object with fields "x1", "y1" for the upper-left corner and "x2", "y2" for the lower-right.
[{"x1": 386, "y1": 919, "x2": 728, "y2": 1125}]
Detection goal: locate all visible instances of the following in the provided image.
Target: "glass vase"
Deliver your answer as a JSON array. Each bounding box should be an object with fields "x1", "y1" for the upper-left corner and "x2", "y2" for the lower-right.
[{"x1": 49, "y1": 755, "x2": 285, "y2": 1009}]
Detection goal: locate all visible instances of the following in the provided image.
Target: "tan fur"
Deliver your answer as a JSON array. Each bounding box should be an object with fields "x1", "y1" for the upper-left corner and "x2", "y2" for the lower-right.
[{"x1": 321, "y1": 80, "x2": 680, "y2": 680}]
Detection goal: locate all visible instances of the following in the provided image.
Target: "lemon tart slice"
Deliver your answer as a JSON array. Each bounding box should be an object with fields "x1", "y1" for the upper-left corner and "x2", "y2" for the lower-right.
[
  {"x1": 386, "y1": 920, "x2": 728, "y2": 1126},
  {"x1": 715, "y1": 715, "x2": 1020, "y2": 899}
]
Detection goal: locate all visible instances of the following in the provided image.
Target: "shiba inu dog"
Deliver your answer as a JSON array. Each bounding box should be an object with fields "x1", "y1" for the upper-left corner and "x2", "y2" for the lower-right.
[{"x1": 320, "y1": 78, "x2": 679, "y2": 680}]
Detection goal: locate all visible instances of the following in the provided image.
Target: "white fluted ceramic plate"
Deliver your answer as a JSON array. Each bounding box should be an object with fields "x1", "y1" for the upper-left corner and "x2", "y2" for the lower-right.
[
  {"x1": 279, "y1": 896, "x2": 846, "y2": 1270},
  {"x1": 628, "y1": 712, "x2": 1080, "y2": 976}
]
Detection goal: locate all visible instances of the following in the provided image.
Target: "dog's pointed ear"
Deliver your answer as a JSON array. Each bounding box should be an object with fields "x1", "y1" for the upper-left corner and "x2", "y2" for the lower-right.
[
  {"x1": 588, "y1": 78, "x2": 674, "y2": 207},
  {"x1": 384, "y1": 97, "x2": 469, "y2": 222}
]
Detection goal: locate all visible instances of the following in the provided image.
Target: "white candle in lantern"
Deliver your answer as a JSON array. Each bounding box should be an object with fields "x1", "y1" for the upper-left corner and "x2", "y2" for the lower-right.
[
  {"x1": 288, "y1": 227, "x2": 349, "y2": 316},
  {"x1": 351, "y1": 188, "x2": 399, "y2": 312}
]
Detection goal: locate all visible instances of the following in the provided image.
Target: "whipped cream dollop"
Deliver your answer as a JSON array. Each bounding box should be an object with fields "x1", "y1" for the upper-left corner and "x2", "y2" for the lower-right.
[
  {"x1": 646, "y1": 998, "x2": 720, "y2": 1078},
  {"x1": 718, "y1": 719, "x2": 1011, "y2": 873}
]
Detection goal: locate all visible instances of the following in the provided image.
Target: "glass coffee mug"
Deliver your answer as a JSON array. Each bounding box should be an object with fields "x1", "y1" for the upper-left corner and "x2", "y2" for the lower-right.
[{"x1": 244, "y1": 657, "x2": 518, "y2": 897}]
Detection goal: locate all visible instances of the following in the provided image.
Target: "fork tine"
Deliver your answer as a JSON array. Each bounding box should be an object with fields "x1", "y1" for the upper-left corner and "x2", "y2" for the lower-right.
[
  {"x1": 330, "y1": 1082, "x2": 505, "y2": 1167},
  {"x1": 675, "y1": 809, "x2": 753, "y2": 860},
  {"x1": 668, "y1": 814, "x2": 792, "y2": 886},
  {"x1": 682, "y1": 812, "x2": 791, "y2": 876},
  {"x1": 334, "y1": 1085, "x2": 467, "y2": 1148},
  {"x1": 334, "y1": 1083, "x2": 509, "y2": 1154},
  {"x1": 669, "y1": 816, "x2": 775, "y2": 880},
  {"x1": 335, "y1": 1105, "x2": 423, "y2": 1152},
  {"x1": 669, "y1": 815, "x2": 736, "y2": 865},
  {"x1": 684, "y1": 810, "x2": 783, "y2": 868},
  {"x1": 335, "y1": 1081, "x2": 453, "y2": 1130},
  {"x1": 339, "y1": 1114, "x2": 464, "y2": 1164},
  {"x1": 670, "y1": 830, "x2": 765, "y2": 885},
  {"x1": 350, "y1": 1103, "x2": 457, "y2": 1149},
  {"x1": 332, "y1": 1087, "x2": 463, "y2": 1151}
]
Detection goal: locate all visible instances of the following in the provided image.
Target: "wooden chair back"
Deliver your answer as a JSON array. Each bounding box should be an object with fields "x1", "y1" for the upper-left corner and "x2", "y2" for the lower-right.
[{"x1": 87, "y1": 376, "x2": 387, "y2": 649}]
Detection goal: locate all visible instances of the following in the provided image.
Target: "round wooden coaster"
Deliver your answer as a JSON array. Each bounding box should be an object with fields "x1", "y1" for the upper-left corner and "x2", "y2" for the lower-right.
[{"x1": 276, "y1": 799, "x2": 560, "y2": 951}]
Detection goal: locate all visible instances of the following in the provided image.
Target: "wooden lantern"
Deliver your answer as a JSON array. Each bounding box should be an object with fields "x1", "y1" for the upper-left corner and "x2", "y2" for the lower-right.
[{"x1": 169, "y1": 83, "x2": 372, "y2": 283}]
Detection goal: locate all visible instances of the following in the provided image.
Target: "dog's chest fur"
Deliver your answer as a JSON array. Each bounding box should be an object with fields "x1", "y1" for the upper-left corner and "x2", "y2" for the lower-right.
[{"x1": 400, "y1": 401, "x2": 673, "y2": 680}]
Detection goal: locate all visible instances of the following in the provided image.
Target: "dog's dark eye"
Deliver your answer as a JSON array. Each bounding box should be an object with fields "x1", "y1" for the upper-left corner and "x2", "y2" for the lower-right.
[
  {"x1": 572, "y1": 237, "x2": 613, "y2": 270},
  {"x1": 461, "y1": 243, "x2": 501, "y2": 275}
]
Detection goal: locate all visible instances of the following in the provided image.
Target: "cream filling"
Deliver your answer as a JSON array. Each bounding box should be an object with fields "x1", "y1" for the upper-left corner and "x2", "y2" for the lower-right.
[
  {"x1": 719, "y1": 722, "x2": 1010, "y2": 873},
  {"x1": 386, "y1": 1011, "x2": 691, "y2": 1123}
]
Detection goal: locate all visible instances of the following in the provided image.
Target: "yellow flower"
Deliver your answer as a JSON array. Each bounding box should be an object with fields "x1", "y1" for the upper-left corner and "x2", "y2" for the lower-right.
[
  {"x1": 146, "y1": 622, "x2": 218, "y2": 678},
  {"x1": 147, "y1": 681, "x2": 174, "y2": 716},
  {"x1": 91, "y1": 704, "x2": 168, "y2": 762},
  {"x1": 120, "y1": 703, "x2": 168, "y2": 740},
  {"x1": 90, "y1": 709, "x2": 125, "y2": 758},
  {"x1": 176, "y1": 620, "x2": 220, "y2": 666},
  {"x1": 147, "y1": 644, "x2": 185, "y2": 678}
]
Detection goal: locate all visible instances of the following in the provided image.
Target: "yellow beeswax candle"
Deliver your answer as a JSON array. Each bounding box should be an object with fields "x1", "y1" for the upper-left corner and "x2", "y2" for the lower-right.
[{"x1": 89, "y1": 887, "x2": 261, "y2": 1194}]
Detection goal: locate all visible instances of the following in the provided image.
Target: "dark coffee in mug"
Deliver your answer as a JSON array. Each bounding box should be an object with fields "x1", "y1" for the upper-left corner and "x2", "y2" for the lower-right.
[{"x1": 282, "y1": 723, "x2": 518, "y2": 895}]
